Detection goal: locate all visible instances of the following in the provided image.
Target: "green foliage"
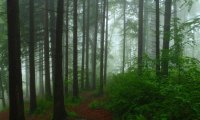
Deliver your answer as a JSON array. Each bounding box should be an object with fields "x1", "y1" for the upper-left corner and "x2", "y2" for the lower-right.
[
  {"x1": 65, "y1": 96, "x2": 82, "y2": 107},
  {"x1": 105, "y1": 70, "x2": 200, "y2": 120},
  {"x1": 34, "y1": 99, "x2": 52, "y2": 115},
  {"x1": 89, "y1": 100, "x2": 104, "y2": 109},
  {"x1": 67, "y1": 111, "x2": 78, "y2": 118}
]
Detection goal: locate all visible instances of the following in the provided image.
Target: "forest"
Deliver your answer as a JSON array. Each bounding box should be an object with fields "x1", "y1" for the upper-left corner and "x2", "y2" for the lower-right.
[{"x1": 0, "y1": 0, "x2": 200, "y2": 120}]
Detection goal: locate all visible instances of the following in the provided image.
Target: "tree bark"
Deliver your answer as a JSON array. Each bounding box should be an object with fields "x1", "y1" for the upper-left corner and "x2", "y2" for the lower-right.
[
  {"x1": 29, "y1": 0, "x2": 37, "y2": 113},
  {"x1": 65, "y1": 0, "x2": 69, "y2": 96},
  {"x1": 99, "y1": 0, "x2": 106, "y2": 94},
  {"x1": 138, "y1": 0, "x2": 144, "y2": 75},
  {"x1": 156, "y1": 0, "x2": 160, "y2": 76},
  {"x1": 161, "y1": 0, "x2": 172, "y2": 76},
  {"x1": 92, "y1": 0, "x2": 99, "y2": 89},
  {"x1": 81, "y1": 0, "x2": 86, "y2": 90},
  {"x1": 50, "y1": 0, "x2": 56, "y2": 95},
  {"x1": 85, "y1": 0, "x2": 90, "y2": 89},
  {"x1": 44, "y1": 0, "x2": 52, "y2": 99},
  {"x1": 73, "y1": 0, "x2": 79, "y2": 98},
  {"x1": 7, "y1": 0, "x2": 25, "y2": 119},
  {"x1": 39, "y1": 41, "x2": 44, "y2": 96},
  {"x1": 52, "y1": 0, "x2": 67, "y2": 119},
  {"x1": 122, "y1": 0, "x2": 126, "y2": 74},
  {"x1": 104, "y1": 0, "x2": 109, "y2": 85}
]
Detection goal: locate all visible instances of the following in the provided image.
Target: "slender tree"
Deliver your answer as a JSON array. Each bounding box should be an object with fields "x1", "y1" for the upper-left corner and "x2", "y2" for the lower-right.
[
  {"x1": 73, "y1": 0, "x2": 79, "y2": 98},
  {"x1": 50, "y1": 0, "x2": 56, "y2": 93},
  {"x1": 52, "y1": 0, "x2": 67, "y2": 119},
  {"x1": 29, "y1": 0, "x2": 37, "y2": 113},
  {"x1": 7, "y1": 0, "x2": 25, "y2": 119},
  {"x1": 65, "y1": 0, "x2": 69, "y2": 95},
  {"x1": 155, "y1": 0, "x2": 160, "y2": 76},
  {"x1": 161, "y1": 0, "x2": 172, "y2": 76},
  {"x1": 138, "y1": 0, "x2": 144, "y2": 75},
  {"x1": 25, "y1": 54, "x2": 29, "y2": 98},
  {"x1": 92, "y1": 0, "x2": 99, "y2": 89},
  {"x1": 99, "y1": 0, "x2": 106, "y2": 94},
  {"x1": 0, "y1": 68, "x2": 6, "y2": 108},
  {"x1": 85, "y1": 0, "x2": 90, "y2": 89},
  {"x1": 44, "y1": 0, "x2": 52, "y2": 99},
  {"x1": 39, "y1": 41, "x2": 44, "y2": 96},
  {"x1": 81, "y1": 0, "x2": 86, "y2": 89},
  {"x1": 104, "y1": 0, "x2": 109, "y2": 84},
  {"x1": 122, "y1": 0, "x2": 126, "y2": 74}
]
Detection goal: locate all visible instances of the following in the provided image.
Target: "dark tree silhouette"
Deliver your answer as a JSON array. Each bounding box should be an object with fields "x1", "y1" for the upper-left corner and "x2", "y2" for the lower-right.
[
  {"x1": 73, "y1": 0, "x2": 79, "y2": 98},
  {"x1": 52, "y1": 0, "x2": 67, "y2": 119},
  {"x1": 99, "y1": 0, "x2": 106, "y2": 94},
  {"x1": 81, "y1": 0, "x2": 86, "y2": 89},
  {"x1": 156, "y1": 0, "x2": 160, "y2": 76},
  {"x1": 29, "y1": 0, "x2": 37, "y2": 113},
  {"x1": 138, "y1": 0, "x2": 144, "y2": 75},
  {"x1": 7, "y1": 0, "x2": 25, "y2": 119},
  {"x1": 44, "y1": 0, "x2": 52, "y2": 99},
  {"x1": 85, "y1": 0, "x2": 90, "y2": 89},
  {"x1": 92, "y1": 0, "x2": 99, "y2": 89},
  {"x1": 161, "y1": 0, "x2": 172, "y2": 76},
  {"x1": 65, "y1": 0, "x2": 69, "y2": 96}
]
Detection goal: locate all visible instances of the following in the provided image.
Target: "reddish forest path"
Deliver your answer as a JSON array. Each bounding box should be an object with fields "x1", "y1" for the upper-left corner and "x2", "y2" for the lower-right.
[
  {"x1": 0, "y1": 92, "x2": 113, "y2": 120},
  {"x1": 70, "y1": 92, "x2": 112, "y2": 120}
]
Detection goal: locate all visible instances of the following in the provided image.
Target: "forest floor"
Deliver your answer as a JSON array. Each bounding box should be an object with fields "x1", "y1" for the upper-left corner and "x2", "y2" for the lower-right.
[{"x1": 0, "y1": 92, "x2": 113, "y2": 120}]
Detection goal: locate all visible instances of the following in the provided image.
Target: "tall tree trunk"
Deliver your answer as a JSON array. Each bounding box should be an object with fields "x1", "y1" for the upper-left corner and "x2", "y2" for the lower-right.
[
  {"x1": 161, "y1": 0, "x2": 172, "y2": 76},
  {"x1": 104, "y1": 0, "x2": 109, "y2": 85},
  {"x1": 29, "y1": 0, "x2": 37, "y2": 113},
  {"x1": 73, "y1": 0, "x2": 79, "y2": 98},
  {"x1": 7, "y1": 0, "x2": 25, "y2": 119},
  {"x1": 138, "y1": 0, "x2": 144, "y2": 75},
  {"x1": 52, "y1": 0, "x2": 67, "y2": 119},
  {"x1": 25, "y1": 53, "x2": 29, "y2": 98},
  {"x1": 173, "y1": 0, "x2": 181, "y2": 79},
  {"x1": 85, "y1": 0, "x2": 90, "y2": 89},
  {"x1": 122, "y1": 0, "x2": 126, "y2": 74},
  {"x1": 99, "y1": 0, "x2": 106, "y2": 95},
  {"x1": 0, "y1": 69, "x2": 6, "y2": 108},
  {"x1": 39, "y1": 41, "x2": 44, "y2": 96},
  {"x1": 92, "y1": 0, "x2": 99, "y2": 89},
  {"x1": 143, "y1": 0, "x2": 149, "y2": 55},
  {"x1": 65, "y1": 0, "x2": 69, "y2": 96},
  {"x1": 81, "y1": 0, "x2": 86, "y2": 89},
  {"x1": 44, "y1": 0, "x2": 52, "y2": 99},
  {"x1": 50, "y1": 0, "x2": 56, "y2": 95},
  {"x1": 155, "y1": 0, "x2": 160, "y2": 76}
]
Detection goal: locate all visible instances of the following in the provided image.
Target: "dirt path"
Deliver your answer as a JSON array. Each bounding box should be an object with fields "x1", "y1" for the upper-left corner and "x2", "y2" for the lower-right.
[
  {"x1": 71, "y1": 92, "x2": 112, "y2": 120},
  {"x1": 0, "y1": 92, "x2": 113, "y2": 120}
]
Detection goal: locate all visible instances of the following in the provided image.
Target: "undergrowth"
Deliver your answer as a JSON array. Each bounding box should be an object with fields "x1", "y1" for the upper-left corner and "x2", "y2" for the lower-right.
[{"x1": 105, "y1": 68, "x2": 200, "y2": 120}]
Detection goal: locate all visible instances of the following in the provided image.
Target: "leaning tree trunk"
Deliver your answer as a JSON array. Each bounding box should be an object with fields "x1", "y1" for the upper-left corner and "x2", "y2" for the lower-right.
[
  {"x1": 29, "y1": 0, "x2": 37, "y2": 113},
  {"x1": 7, "y1": 0, "x2": 25, "y2": 119},
  {"x1": 52, "y1": 0, "x2": 67, "y2": 119}
]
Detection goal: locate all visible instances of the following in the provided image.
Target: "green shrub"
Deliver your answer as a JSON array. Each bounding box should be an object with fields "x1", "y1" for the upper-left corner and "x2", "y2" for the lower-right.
[{"x1": 105, "y1": 71, "x2": 200, "y2": 120}]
